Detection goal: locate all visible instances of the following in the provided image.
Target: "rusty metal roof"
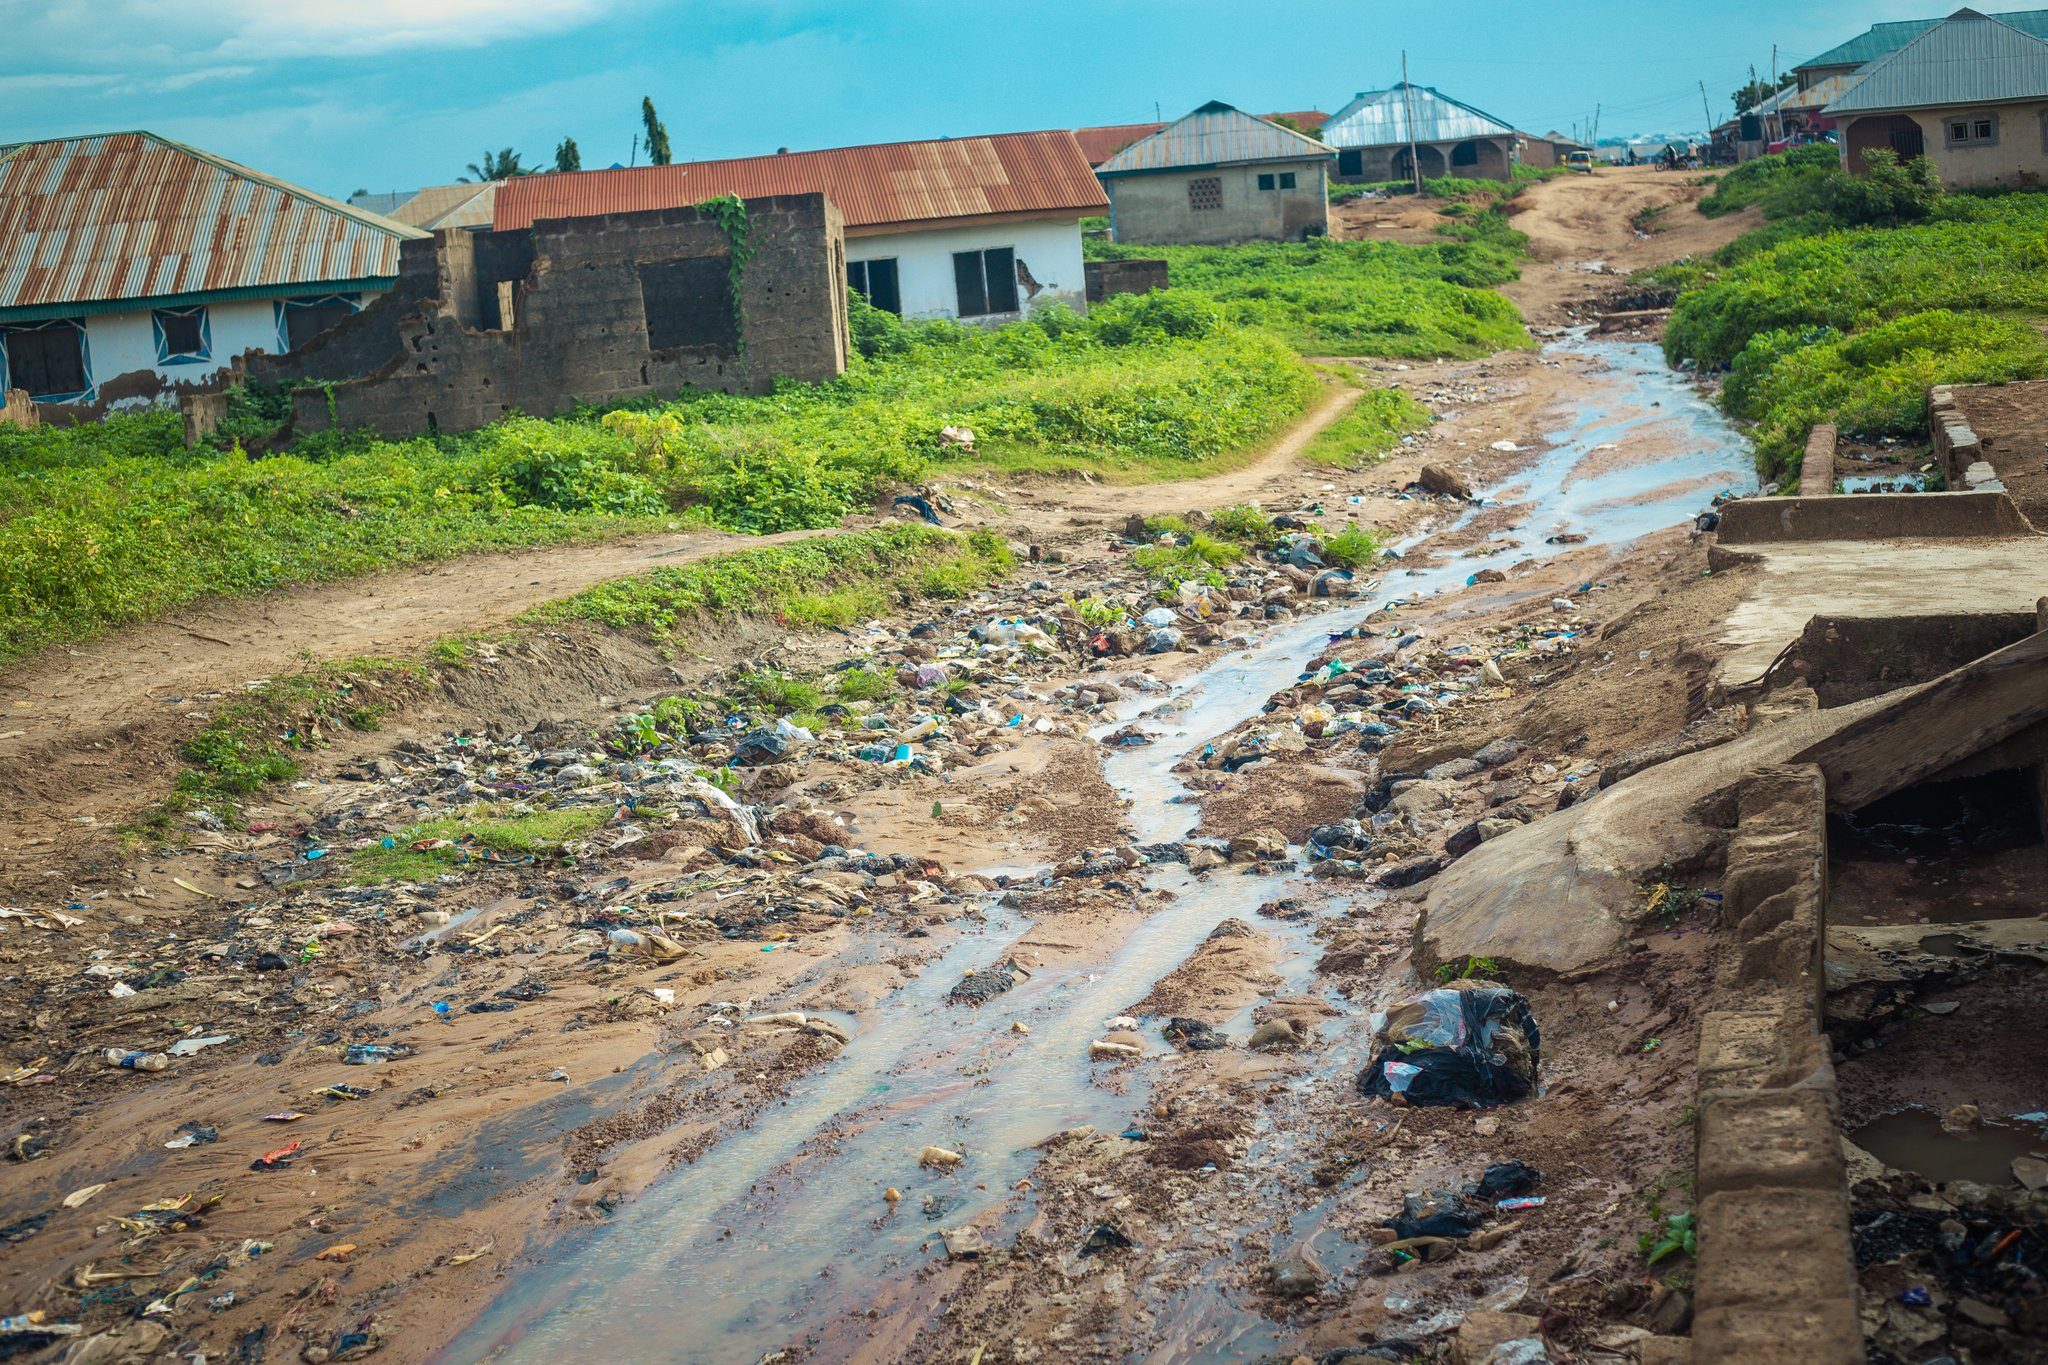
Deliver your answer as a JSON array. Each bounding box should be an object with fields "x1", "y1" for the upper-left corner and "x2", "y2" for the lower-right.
[
  {"x1": 1096, "y1": 102, "x2": 1334, "y2": 176},
  {"x1": 494, "y1": 130, "x2": 1106, "y2": 234},
  {"x1": 0, "y1": 130, "x2": 427, "y2": 322},
  {"x1": 1075, "y1": 123, "x2": 1165, "y2": 166}
]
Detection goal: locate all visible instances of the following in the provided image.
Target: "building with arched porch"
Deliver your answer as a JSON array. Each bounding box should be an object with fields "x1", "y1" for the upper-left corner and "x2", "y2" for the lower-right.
[
  {"x1": 1825, "y1": 8, "x2": 2048, "y2": 189},
  {"x1": 1322, "y1": 84, "x2": 1519, "y2": 183}
]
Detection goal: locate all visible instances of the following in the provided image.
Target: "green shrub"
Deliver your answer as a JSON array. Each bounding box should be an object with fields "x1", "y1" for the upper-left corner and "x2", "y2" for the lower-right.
[
  {"x1": 1822, "y1": 149, "x2": 1944, "y2": 227},
  {"x1": 835, "y1": 667, "x2": 891, "y2": 701},
  {"x1": 1302, "y1": 384, "x2": 1432, "y2": 467},
  {"x1": 1697, "y1": 144, "x2": 1840, "y2": 218},
  {"x1": 1322, "y1": 526, "x2": 1384, "y2": 568},
  {"x1": 1209, "y1": 503, "x2": 1282, "y2": 547}
]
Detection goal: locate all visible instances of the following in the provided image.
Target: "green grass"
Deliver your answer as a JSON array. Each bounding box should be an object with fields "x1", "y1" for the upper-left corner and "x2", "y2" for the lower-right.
[
  {"x1": 4, "y1": 221, "x2": 1528, "y2": 663},
  {"x1": 165, "y1": 528, "x2": 1007, "y2": 814},
  {"x1": 835, "y1": 666, "x2": 892, "y2": 701},
  {"x1": 1660, "y1": 183, "x2": 2048, "y2": 480},
  {"x1": 526, "y1": 524, "x2": 1011, "y2": 647},
  {"x1": 1085, "y1": 238, "x2": 1527, "y2": 358},
  {"x1": 348, "y1": 805, "x2": 612, "y2": 883},
  {"x1": 1301, "y1": 384, "x2": 1432, "y2": 467}
]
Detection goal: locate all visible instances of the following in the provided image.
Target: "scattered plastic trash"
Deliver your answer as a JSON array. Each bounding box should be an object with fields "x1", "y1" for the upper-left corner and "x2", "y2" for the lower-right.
[
  {"x1": 250, "y1": 1139, "x2": 302, "y2": 1170},
  {"x1": 102, "y1": 1049, "x2": 168, "y2": 1072},
  {"x1": 1357, "y1": 983, "x2": 1541, "y2": 1108}
]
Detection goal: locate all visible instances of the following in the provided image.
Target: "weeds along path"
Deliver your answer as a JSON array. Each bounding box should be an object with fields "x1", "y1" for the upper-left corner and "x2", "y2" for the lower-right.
[{"x1": 0, "y1": 378, "x2": 1379, "y2": 887}]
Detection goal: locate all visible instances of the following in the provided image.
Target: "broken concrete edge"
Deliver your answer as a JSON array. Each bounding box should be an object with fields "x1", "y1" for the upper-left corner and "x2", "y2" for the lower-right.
[
  {"x1": 1715, "y1": 489, "x2": 2037, "y2": 545},
  {"x1": 1692, "y1": 762, "x2": 1863, "y2": 1364},
  {"x1": 1796, "y1": 423, "x2": 1837, "y2": 499}
]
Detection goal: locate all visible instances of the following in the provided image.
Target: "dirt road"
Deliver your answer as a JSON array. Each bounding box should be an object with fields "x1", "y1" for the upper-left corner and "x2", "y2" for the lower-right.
[{"x1": 1333, "y1": 165, "x2": 1758, "y2": 326}]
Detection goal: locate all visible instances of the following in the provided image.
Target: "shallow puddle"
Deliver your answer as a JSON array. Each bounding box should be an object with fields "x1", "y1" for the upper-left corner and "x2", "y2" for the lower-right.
[
  {"x1": 1850, "y1": 1107, "x2": 2048, "y2": 1187},
  {"x1": 439, "y1": 334, "x2": 1755, "y2": 1364}
]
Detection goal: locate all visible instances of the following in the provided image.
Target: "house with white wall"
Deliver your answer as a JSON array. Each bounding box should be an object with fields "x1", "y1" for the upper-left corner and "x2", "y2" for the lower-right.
[
  {"x1": 1095, "y1": 102, "x2": 1334, "y2": 245},
  {"x1": 492, "y1": 131, "x2": 1108, "y2": 324},
  {"x1": 0, "y1": 131, "x2": 427, "y2": 412}
]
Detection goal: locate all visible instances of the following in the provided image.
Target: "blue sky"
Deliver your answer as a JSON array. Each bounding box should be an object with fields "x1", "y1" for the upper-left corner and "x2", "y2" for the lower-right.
[{"x1": 2, "y1": 0, "x2": 1958, "y2": 196}]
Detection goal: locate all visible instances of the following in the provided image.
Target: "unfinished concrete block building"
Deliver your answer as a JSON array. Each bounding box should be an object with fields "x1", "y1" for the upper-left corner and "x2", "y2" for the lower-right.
[{"x1": 240, "y1": 192, "x2": 848, "y2": 439}]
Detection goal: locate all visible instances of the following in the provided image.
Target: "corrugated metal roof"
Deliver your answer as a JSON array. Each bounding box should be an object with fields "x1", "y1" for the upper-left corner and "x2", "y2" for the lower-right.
[
  {"x1": 494, "y1": 131, "x2": 1106, "y2": 233},
  {"x1": 1781, "y1": 73, "x2": 1861, "y2": 111},
  {"x1": 1323, "y1": 84, "x2": 1517, "y2": 149},
  {"x1": 1796, "y1": 7, "x2": 2048, "y2": 70},
  {"x1": 1075, "y1": 123, "x2": 1164, "y2": 166},
  {"x1": 1827, "y1": 9, "x2": 2048, "y2": 114},
  {"x1": 0, "y1": 130, "x2": 426, "y2": 319},
  {"x1": 1077, "y1": 111, "x2": 1328, "y2": 166},
  {"x1": 1095, "y1": 102, "x2": 1333, "y2": 176},
  {"x1": 389, "y1": 182, "x2": 499, "y2": 231}
]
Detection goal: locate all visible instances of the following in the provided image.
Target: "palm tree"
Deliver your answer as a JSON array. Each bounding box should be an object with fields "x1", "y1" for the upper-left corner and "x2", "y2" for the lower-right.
[
  {"x1": 459, "y1": 148, "x2": 529, "y2": 183},
  {"x1": 553, "y1": 137, "x2": 581, "y2": 173},
  {"x1": 641, "y1": 98, "x2": 671, "y2": 166}
]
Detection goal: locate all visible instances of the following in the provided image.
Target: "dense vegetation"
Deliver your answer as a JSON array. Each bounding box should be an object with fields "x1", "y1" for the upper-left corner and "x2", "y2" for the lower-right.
[
  {"x1": 1660, "y1": 147, "x2": 2048, "y2": 479},
  {"x1": 2, "y1": 227, "x2": 1523, "y2": 662},
  {"x1": 1085, "y1": 236, "x2": 1527, "y2": 357}
]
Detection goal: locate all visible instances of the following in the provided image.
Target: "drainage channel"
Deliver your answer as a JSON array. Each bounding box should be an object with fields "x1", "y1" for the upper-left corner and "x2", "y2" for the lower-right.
[{"x1": 440, "y1": 332, "x2": 1756, "y2": 1364}]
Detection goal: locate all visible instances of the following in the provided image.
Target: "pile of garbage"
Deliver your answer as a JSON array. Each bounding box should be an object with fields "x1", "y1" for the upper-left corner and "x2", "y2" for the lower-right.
[{"x1": 1357, "y1": 981, "x2": 1542, "y2": 1109}]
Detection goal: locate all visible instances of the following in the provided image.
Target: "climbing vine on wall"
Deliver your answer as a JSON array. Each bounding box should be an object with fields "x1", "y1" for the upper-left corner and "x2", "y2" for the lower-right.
[{"x1": 697, "y1": 195, "x2": 756, "y2": 355}]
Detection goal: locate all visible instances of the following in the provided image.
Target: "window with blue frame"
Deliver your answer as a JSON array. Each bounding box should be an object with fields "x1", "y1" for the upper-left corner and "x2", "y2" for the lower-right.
[
  {"x1": 0, "y1": 319, "x2": 93, "y2": 401},
  {"x1": 275, "y1": 295, "x2": 359, "y2": 352},
  {"x1": 153, "y1": 306, "x2": 210, "y2": 365}
]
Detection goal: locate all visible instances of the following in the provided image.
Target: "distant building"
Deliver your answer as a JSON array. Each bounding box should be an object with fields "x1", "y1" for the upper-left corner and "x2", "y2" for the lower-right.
[
  {"x1": 1518, "y1": 130, "x2": 1587, "y2": 170},
  {"x1": 1825, "y1": 7, "x2": 2048, "y2": 188},
  {"x1": 1322, "y1": 84, "x2": 1518, "y2": 182},
  {"x1": 350, "y1": 183, "x2": 502, "y2": 232},
  {"x1": 0, "y1": 130, "x2": 425, "y2": 411},
  {"x1": 491, "y1": 131, "x2": 1106, "y2": 323},
  {"x1": 1093, "y1": 101, "x2": 1334, "y2": 245},
  {"x1": 1793, "y1": 7, "x2": 2048, "y2": 89},
  {"x1": 1075, "y1": 110, "x2": 1328, "y2": 168}
]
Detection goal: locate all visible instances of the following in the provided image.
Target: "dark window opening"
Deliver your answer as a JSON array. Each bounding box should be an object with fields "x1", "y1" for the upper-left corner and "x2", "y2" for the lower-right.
[
  {"x1": 1451, "y1": 141, "x2": 1481, "y2": 167},
  {"x1": 639, "y1": 256, "x2": 738, "y2": 351},
  {"x1": 1257, "y1": 173, "x2": 1276, "y2": 191},
  {"x1": 1278, "y1": 171, "x2": 1297, "y2": 189},
  {"x1": 1337, "y1": 149, "x2": 1363, "y2": 178},
  {"x1": 1975, "y1": 120, "x2": 1993, "y2": 139},
  {"x1": 952, "y1": 247, "x2": 1018, "y2": 318},
  {"x1": 848, "y1": 258, "x2": 902, "y2": 314},
  {"x1": 1187, "y1": 176, "x2": 1223, "y2": 211},
  {"x1": 3, "y1": 321, "x2": 88, "y2": 398},
  {"x1": 154, "y1": 307, "x2": 208, "y2": 362},
  {"x1": 285, "y1": 300, "x2": 353, "y2": 351}
]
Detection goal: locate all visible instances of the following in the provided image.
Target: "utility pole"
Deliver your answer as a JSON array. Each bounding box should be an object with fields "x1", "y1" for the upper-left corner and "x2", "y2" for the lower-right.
[
  {"x1": 1699, "y1": 80, "x2": 1713, "y2": 130},
  {"x1": 1769, "y1": 44, "x2": 1782, "y2": 142},
  {"x1": 1401, "y1": 51, "x2": 1423, "y2": 193}
]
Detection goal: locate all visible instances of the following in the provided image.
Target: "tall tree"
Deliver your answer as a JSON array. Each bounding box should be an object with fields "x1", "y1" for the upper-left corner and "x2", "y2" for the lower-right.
[
  {"x1": 460, "y1": 148, "x2": 529, "y2": 182},
  {"x1": 641, "y1": 96, "x2": 672, "y2": 166},
  {"x1": 553, "y1": 137, "x2": 581, "y2": 173}
]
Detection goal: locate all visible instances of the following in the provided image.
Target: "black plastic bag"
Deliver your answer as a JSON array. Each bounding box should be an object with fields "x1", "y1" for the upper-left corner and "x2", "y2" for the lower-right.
[{"x1": 1356, "y1": 982, "x2": 1542, "y2": 1109}]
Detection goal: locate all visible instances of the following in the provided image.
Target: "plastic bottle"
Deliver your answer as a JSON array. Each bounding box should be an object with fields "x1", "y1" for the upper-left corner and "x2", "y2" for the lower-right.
[
  {"x1": 103, "y1": 1049, "x2": 168, "y2": 1072},
  {"x1": 607, "y1": 927, "x2": 649, "y2": 950}
]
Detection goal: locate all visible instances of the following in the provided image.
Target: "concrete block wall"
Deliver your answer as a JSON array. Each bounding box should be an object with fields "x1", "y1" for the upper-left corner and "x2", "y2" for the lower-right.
[
  {"x1": 1797, "y1": 423, "x2": 1837, "y2": 497},
  {"x1": 287, "y1": 193, "x2": 847, "y2": 440},
  {"x1": 1928, "y1": 385, "x2": 1996, "y2": 490},
  {"x1": 1692, "y1": 763, "x2": 1863, "y2": 1364},
  {"x1": 1084, "y1": 258, "x2": 1169, "y2": 303}
]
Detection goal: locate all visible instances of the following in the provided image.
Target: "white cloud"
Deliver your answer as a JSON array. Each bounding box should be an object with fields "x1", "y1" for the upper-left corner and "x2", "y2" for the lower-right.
[
  {"x1": 137, "y1": 66, "x2": 258, "y2": 93},
  {"x1": 210, "y1": 0, "x2": 617, "y2": 57}
]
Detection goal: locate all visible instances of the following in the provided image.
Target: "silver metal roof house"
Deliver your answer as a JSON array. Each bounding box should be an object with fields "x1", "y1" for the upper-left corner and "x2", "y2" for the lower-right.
[
  {"x1": 1095, "y1": 101, "x2": 1332, "y2": 175},
  {"x1": 1823, "y1": 8, "x2": 2048, "y2": 188},
  {"x1": 1095, "y1": 102, "x2": 1334, "y2": 246},
  {"x1": 1322, "y1": 84, "x2": 1520, "y2": 182}
]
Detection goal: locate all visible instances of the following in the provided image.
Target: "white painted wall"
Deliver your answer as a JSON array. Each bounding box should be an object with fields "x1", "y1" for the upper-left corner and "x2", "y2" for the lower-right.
[
  {"x1": 845, "y1": 218, "x2": 1087, "y2": 322},
  {"x1": 4, "y1": 292, "x2": 386, "y2": 407}
]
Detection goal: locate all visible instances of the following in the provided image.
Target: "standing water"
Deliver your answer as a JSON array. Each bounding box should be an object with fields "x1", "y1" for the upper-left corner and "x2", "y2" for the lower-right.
[{"x1": 440, "y1": 333, "x2": 1754, "y2": 1363}]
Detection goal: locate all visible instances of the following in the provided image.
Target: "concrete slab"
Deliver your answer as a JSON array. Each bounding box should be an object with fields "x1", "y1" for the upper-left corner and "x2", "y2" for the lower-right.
[{"x1": 1715, "y1": 538, "x2": 2048, "y2": 686}]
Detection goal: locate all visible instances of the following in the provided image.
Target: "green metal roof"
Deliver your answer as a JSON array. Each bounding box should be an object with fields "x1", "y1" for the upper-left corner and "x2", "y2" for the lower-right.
[
  {"x1": 1797, "y1": 7, "x2": 2048, "y2": 70},
  {"x1": 1827, "y1": 8, "x2": 2048, "y2": 115}
]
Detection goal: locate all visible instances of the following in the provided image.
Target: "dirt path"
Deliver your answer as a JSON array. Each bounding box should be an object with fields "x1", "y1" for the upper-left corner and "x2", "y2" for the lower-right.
[
  {"x1": 1498, "y1": 165, "x2": 1758, "y2": 323},
  {"x1": 1333, "y1": 166, "x2": 1759, "y2": 326}
]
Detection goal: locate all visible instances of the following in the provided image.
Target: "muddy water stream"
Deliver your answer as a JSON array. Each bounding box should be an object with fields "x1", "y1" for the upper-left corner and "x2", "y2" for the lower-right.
[{"x1": 443, "y1": 334, "x2": 1754, "y2": 1363}]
